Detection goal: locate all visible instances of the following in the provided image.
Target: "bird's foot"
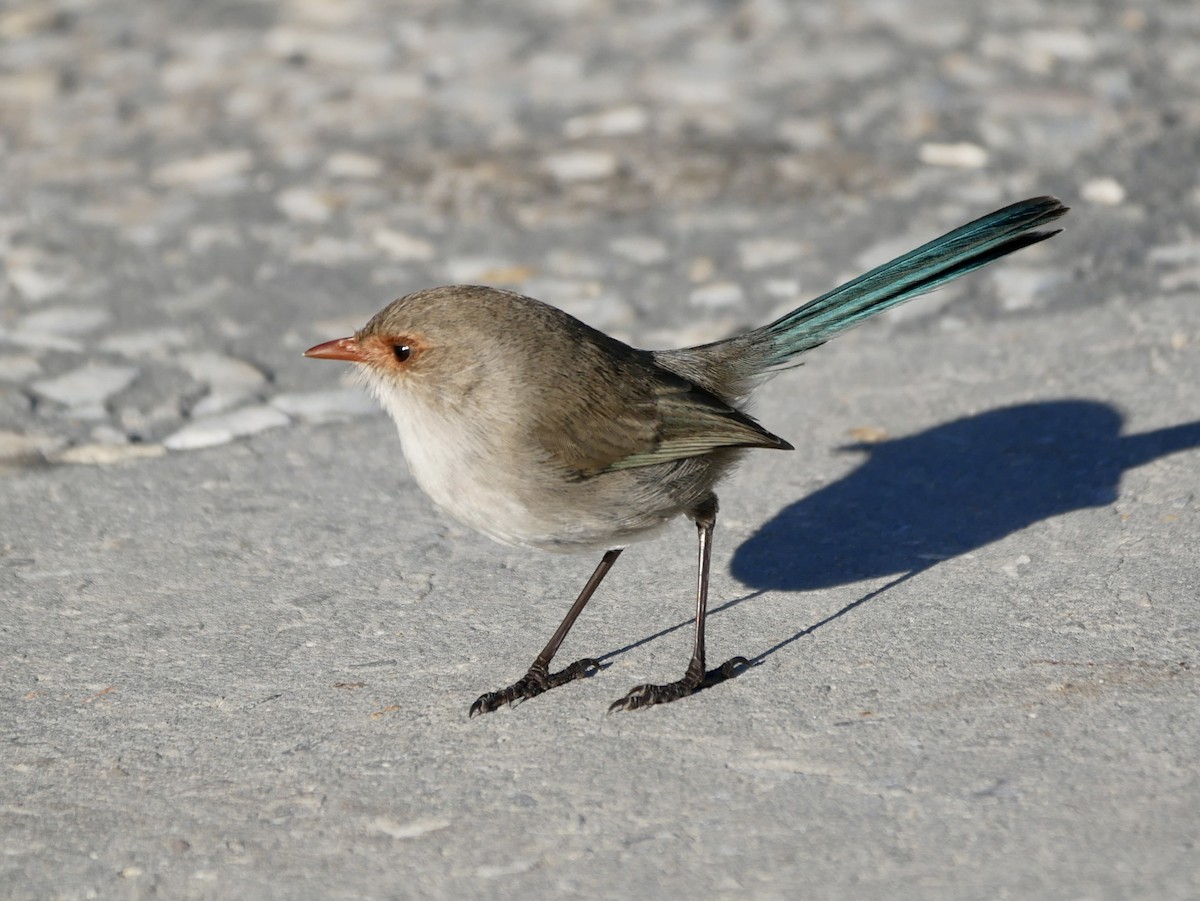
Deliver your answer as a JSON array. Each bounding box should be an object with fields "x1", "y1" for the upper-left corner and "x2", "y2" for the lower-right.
[
  {"x1": 608, "y1": 656, "x2": 750, "y2": 712},
  {"x1": 469, "y1": 657, "x2": 602, "y2": 717}
]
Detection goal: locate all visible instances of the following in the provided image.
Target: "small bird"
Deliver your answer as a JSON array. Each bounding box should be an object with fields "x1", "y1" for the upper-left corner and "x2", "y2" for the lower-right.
[{"x1": 305, "y1": 196, "x2": 1068, "y2": 715}]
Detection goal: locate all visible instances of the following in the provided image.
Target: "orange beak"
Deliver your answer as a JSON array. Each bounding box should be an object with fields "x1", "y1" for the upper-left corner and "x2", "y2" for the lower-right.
[{"x1": 303, "y1": 337, "x2": 365, "y2": 362}]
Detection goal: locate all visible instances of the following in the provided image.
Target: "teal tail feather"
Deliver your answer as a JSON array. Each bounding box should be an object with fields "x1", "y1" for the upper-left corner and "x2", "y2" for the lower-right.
[
  {"x1": 757, "y1": 195, "x2": 1069, "y2": 362},
  {"x1": 657, "y1": 196, "x2": 1069, "y2": 398}
]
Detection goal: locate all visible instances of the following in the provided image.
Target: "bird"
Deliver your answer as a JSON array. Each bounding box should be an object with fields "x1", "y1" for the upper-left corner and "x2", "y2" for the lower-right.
[{"x1": 304, "y1": 196, "x2": 1068, "y2": 715}]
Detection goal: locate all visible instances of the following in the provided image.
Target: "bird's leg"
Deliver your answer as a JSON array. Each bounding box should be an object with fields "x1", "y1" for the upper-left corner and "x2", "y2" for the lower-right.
[
  {"x1": 469, "y1": 548, "x2": 621, "y2": 717},
  {"x1": 610, "y1": 496, "x2": 749, "y2": 712}
]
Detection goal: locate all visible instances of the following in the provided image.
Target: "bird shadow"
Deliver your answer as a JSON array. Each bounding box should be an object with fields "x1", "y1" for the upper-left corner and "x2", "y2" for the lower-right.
[{"x1": 600, "y1": 400, "x2": 1200, "y2": 668}]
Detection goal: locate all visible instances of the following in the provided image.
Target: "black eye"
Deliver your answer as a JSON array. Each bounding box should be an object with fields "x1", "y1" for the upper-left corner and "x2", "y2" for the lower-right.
[{"x1": 393, "y1": 344, "x2": 411, "y2": 362}]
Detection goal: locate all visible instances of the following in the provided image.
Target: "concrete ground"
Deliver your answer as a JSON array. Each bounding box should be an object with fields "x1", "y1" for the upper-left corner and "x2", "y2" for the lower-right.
[{"x1": 3, "y1": 1, "x2": 1198, "y2": 899}]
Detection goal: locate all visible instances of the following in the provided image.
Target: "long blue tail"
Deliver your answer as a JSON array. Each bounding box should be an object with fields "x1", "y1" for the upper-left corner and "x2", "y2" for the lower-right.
[
  {"x1": 657, "y1": 196, "x2": 1069, "y2": 397},
  {"x1": 757, "y1": 196, "x2": 1068, "y2": 361}
]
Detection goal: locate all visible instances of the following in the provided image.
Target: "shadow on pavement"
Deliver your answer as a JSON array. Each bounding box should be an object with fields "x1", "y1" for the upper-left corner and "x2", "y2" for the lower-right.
[
  {"x1": 729, "y1": 399, "x2": 1200, "y2": 663},
  {"x1": 600, "y1": 400, "x2": 1200, "y2": 667},
  {"x1": 732, "y1": 399, "x2": 1200, "y2": 590}
]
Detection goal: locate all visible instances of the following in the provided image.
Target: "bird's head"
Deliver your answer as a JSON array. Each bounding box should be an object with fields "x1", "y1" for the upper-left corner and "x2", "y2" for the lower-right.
[{"x1": 304, "y1": 285, "x2": 546, "y2": 415}]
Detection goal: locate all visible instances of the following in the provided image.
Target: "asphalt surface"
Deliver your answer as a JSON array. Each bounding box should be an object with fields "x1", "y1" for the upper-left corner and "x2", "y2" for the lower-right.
[{"x1": 3, "y1": 2, "x2": 1199, "y2": 899}]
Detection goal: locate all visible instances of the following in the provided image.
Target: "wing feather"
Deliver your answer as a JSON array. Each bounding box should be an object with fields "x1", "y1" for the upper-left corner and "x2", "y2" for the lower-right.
[{"x1": 530, "y1": 339, "x2": 791, "y2": 476}]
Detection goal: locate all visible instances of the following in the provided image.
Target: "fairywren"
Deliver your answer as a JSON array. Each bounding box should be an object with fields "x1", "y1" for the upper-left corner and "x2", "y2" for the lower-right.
[{"x1": 305, "y1": 196, "x2": 1068, "y2": 715}]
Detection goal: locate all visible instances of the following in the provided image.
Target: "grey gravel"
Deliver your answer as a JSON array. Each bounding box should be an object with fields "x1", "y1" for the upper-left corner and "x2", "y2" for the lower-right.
[
  {"x1": 271, "y1": 389, "x2": 385, "y2": 423},
  {"x1": 176, "y1": 351, "x2": 268, "y2": 416},
  {"x1": 2, "y1": 0, "x2": 1199, "y2": 899},
  {"x1": 0, "y1": 355, "x2": 41, "y2": 382},
  {"x1": 0, "y1": 428, "x2": 65, "y2": 464},
  {"x1": 162, "y1": 404, "x2": 291, "y2": 451},
  {"x1": 29, "y1": 364, "x2": 140, "y2": 408},
  {"x1": 16, "y1": 306, "x2": 112, "y2": 337}
]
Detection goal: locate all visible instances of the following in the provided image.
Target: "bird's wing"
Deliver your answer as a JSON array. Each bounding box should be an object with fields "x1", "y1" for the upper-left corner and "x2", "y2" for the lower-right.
[
  {"x1": 602, "y1": 381, "x2": 791, "y2": 471},
  {"x1": 535, "y1": 361, "x2": 792, "y2": 477}
]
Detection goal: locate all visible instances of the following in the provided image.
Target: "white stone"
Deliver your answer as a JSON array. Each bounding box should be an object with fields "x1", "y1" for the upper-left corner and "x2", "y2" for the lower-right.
[
  {"x1": 878, "y1": 14, "x2": 968, "y2": 48},
  {"x1": 1024, "y1": 29, "x2": 1098, "y2": 61},
  {"x1": 279, "y1": 0, "x2": 362, "y2": 26},
  {"x1": 564, "y1": 105, "x2": 648, "y2": 138},
  {"x1": 355, "y1": 72, "x2": 425, "y2": 102},
  {"x1": 188, "y1": 225, "x2": 239, "y2": 253},
  {"x1": 609, "y1": 236, "x2": 668, "y2": 265},
  {"x1": 327, "y1": 153, "x2": 384, "y2": 179},
  {"x1": 543, "y1": 249, "x2": 603, "y2": 278},
  {"x1": 152, "y1": 151, "x2": 254, "y2": 186},
  {"x1": 554, "y1": 293, "x2": 637, "y2": 334},
  {"x1": 738, "y1": 238, "x2": 805, "y2": 270},
  {"x1": 0, "y1": 430, "x2": 65, "y2": 463},
  {"x1": 176, "y1": 352, "x2": 265, "y2": 390},
  {"x1": 1081, "y1": 177, "x2": 1126, "y2": 206},
  {"x1": 644, "y1": 72, "x2": 733, "y2": 105},
  {"x1": 17, "y1": 307, "x2": 111, "y2": 336},
  {"x1": 1148, "y1": 243, "x2": 1200, "y2": 266},
  {"x1": 178, "y1": 353, "x2": 265, "y2": 415},
  {"x1": 314, "y1": 313, "x2": 376, "y2": 337},
  {"x1": 192, "y1": 390, "x2": 252, "y2": 417},
  {"x1": 0, "y1": 354, "x2": 41, "y2": 381},
  {"x1": 277, "y1": 187, "x2": 334, "y2": 223},
  {"x1": 689, "y1": 282, "x2": 745, "y2": 309},
  {"x1": 521, "y1": 277, "x2": 602, "y2": 305},
  {"x1": 31, "y1": 365, "x2": 139, "y2": 407},
  {"x1": 0, "y1": 71, "x2": 56, "y2": 105},
  {"x1": 373, "y1": 229, "x2": 436, "y2": 262},
  {"x1": 264, "y1": 28, "x2": 393, "y2": 68},
  {"x1": 271, "y1": 389, "x2": 378, "y2": 422},
  {"x1": 291, "y1": 237, "x2": 371, "y2": 265},
  {"x1": 762, "y1": 279, "x2": 801, "y2": 300},
  {"x1": 163, "y1": 405, "x2": 291, "y2": 451},
  {"x1": 992, "y1": 267, "x2": 1067, "y2": 311},
  {"x1": 0, "y1": 7, "x2": 58, "y2": 38},
  {"x1": 89, "y1": 425, "x2": 129, "y2": 444},
  {"x1": 1159, "y1": 268, "x2": 1200, "y2": 292},
  {"x1": 1000, "y1": 553, "x2": 1033, "y2": 579},
  {"x1": 8, "y1": 267, "x2": 67, "y2": 302},
  {"x1": 59, "y1": 403, "x2": 108, "y2": 421},
  {"x1": 543, "y1": 150, "x2": 618, "y2": 182},
  {"x1": 0, "y1": 328, "x2": 82, "y2": 352},
  {"x1": 100, "y1": 328, "x2": 191, "y2": 358},
  {"x1": 688, "y1": 257, "x2": 716, "y2": 283},
  {"x1": 444, "y1": 257, "x2": 510, "y2": 284},
  {"x1": 367, "y1": 817, "x2": 450, "y2": 840},
  {"x1": 918, "y1": 142, "x2": 989, "y2": 169},
  {"x1": 58, "y1": 443, "x2": 167, "y2": 465},
  {"x1": 777, "y1": 118, "x2": 833, "y2": 151}
]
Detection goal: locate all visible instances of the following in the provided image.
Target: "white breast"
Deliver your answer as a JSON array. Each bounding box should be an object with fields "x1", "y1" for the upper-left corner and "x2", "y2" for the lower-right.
[
  {"x1": 367, "y1": 376, "x2": 559, "y2": 548},
  {"x1": 360, "y1": 369, "x2": 680, "y2": 552}
]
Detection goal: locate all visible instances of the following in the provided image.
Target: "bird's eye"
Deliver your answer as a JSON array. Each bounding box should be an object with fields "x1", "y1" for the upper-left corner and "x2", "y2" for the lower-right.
[{"x1": 393, "y1": 344, "x2": 412, "y2": 363}]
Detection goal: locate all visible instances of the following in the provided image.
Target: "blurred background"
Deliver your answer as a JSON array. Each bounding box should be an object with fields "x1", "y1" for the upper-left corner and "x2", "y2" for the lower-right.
[{"x1": 2, "y1": 0, "x2": 1193, "y2": 463}]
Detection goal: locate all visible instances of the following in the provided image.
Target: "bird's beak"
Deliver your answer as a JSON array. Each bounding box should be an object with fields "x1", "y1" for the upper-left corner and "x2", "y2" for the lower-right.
[{"x1": 303, "y1": 337, "x2": 365, "y2": 362}]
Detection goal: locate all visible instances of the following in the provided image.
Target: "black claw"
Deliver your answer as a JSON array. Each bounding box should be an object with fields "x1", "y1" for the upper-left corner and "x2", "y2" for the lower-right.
[
  {"x1": 556, "y1": 657, "x2": 603, "y2": 681},
  {"x1": 609, "y1": 656, "x2": 750, "y2": 713},
  {"x1": 608, "y1": 679, "x2": 692, "y2": 712},
  {"x1": 717, "y1": 656, "x2": 751, "y2": 682},
  {"x1": 468, "y1": 657, "x2": 604, "y2": 717}
]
